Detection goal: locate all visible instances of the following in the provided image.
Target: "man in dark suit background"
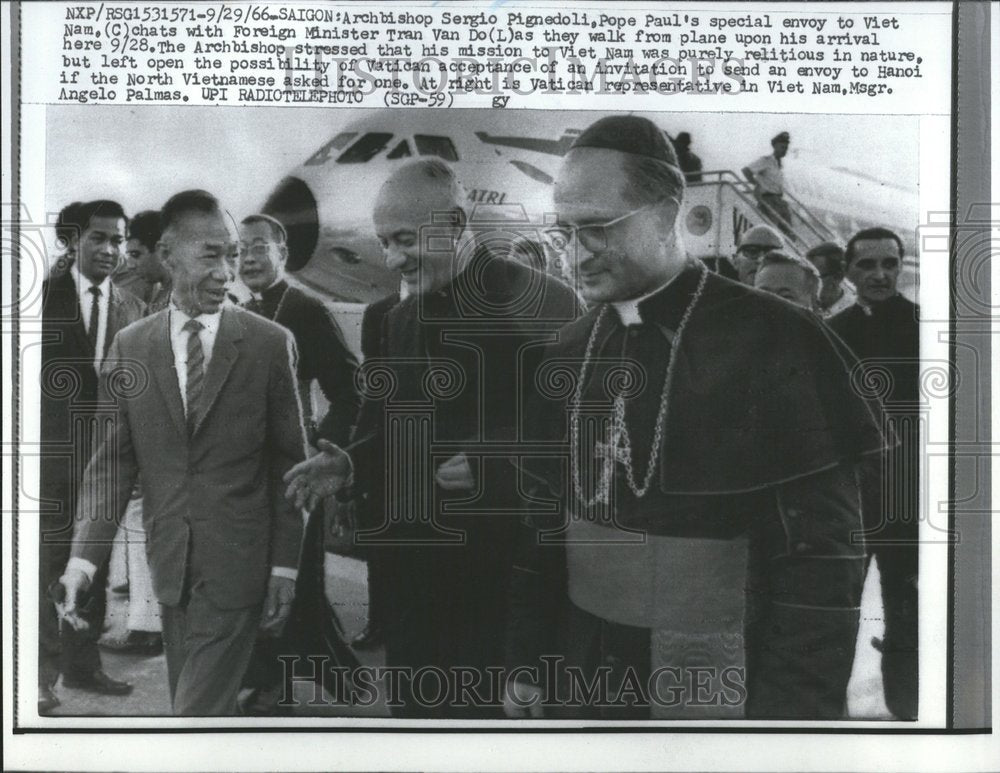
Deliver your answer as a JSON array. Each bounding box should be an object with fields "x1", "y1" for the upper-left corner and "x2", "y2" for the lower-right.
[
  {"x1": 39, "y1": 199, "x2": 143, "y2": 714},
  {"x1": 236, "y1": 213, "x2": 361, "y2": 714},
  {"x1": 58, "y1": 190, "x2": 308, "y2": 715}
]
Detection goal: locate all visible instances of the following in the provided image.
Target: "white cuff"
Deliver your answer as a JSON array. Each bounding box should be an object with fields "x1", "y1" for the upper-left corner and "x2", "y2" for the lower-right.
[
  {"x1": 66, "y1": 556, "x2": 98, "y2": 584},
  {"x1": 270, "y1": 566, "x2": 298, "y2": 582}
]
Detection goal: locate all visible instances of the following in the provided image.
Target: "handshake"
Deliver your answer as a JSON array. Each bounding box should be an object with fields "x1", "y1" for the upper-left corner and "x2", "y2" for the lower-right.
[{"x1": 282, "y1": 440, "x2": 475, "y2": 511}]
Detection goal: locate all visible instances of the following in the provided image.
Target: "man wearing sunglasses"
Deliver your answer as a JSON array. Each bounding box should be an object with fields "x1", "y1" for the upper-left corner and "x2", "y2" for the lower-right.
[
  {"x1": 731, "y1": 223, "x2": 785, "y2": 285},
  {"x1": 504, "y1": 115, "x2": 888, "y2": 720}
]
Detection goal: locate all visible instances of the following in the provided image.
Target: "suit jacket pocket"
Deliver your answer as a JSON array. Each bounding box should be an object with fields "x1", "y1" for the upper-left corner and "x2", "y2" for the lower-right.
[{"x1": 208, "y1": 506, "x2": 271, "y2": 609}]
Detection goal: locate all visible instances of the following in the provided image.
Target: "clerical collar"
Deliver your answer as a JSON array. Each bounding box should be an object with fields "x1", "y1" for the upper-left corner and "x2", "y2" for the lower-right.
[{"x1": 610, "y1": 266, "x2": 687, "y2": 326}]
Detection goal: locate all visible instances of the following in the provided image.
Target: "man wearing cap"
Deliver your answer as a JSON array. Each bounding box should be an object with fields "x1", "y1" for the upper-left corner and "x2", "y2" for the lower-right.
[
  {"x1": 829, "y1": 227, "x2": 919, "y2": 721},
  {"x1": 806, "y1": 241, "x2": 857, "y2": 318},
  {"x1": 743, "y1": 132, "x2": 793, "y2": 234},
  {"x1": 731, "y1": 223, "x2": 784, "y2": 285},
  {"x1": 503, "y1": 115, "x2": 886, "y2": 720},
  {"x1": 671, "y1": 132, "x2": 702, "y2": 183}
]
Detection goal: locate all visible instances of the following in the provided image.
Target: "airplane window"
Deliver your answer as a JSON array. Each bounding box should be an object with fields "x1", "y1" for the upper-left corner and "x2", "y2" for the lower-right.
[
  {"x1": 304, "y1": 132, "x2": 358, "y2": 166},
  {"x1": 336, "y1": 133, "x2": 394, "y2": 164},
  {"x1": 386, "y1": 140, "x2": 412, "y2": 160},
  {"x1": 414, "y1": 135, "x2": 459, "y2": 161}
]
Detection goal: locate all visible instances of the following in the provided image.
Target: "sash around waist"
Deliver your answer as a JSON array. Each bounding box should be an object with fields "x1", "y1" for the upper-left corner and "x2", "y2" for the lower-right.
[{"x1": 566, "y1": 517, "x2": 749, "y2": 631}]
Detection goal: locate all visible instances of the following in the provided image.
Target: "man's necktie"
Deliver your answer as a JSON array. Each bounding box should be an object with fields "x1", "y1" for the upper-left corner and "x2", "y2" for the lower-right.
[
  {"x1": 87, "y1": 286, "x2": 101, "y2": 354},
  {"x1": 184, "y1": 319, "x2": 205, "y2": 434}
]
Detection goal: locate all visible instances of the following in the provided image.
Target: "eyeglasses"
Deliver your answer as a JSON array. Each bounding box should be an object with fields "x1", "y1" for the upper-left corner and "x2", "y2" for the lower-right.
[
  {"x1": 544, "y1": 199, "x2": 670, "y2": 254},
  {"x1": 239, "y1": 242, "x2": 272, "y2": 258}
]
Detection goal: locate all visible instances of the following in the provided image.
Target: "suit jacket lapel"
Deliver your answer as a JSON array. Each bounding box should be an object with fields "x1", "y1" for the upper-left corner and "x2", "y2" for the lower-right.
[
  {"x1": 192, "y1": 308, "x2": 241, "y2": 436},
  {"x1": 105, "y1": 285, "x2": 124, "y2": 360},
  {"x1": 51, "y1": 272, "x2": 94, "y2": 358},
  {"x1": 146, "y1": 310, "x2": 187, "y2": 437}
]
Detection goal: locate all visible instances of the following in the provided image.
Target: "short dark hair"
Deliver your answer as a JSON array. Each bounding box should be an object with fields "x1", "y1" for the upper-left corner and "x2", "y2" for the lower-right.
[
  {"x1": 127, "y1": 210, "x2": 162, "y2": 251},
  {"x1": 55, "y1": 202, "x2": 83, "y2": 251},
  {"x1": 160, "y1": 189, "x2": 221, "y2": 233},
  {"x1": 805, "y1": 241, "x2": 846, "y2": 277},
  {"x1": 56, "y1": 199, "x2": 127, "y2": 248},
  {"x1": 241, "y1": 213, "x2": 287, "y2": 244},
  {"x1": 845, "y1": 227, "x2": 904, "y2": 267}
]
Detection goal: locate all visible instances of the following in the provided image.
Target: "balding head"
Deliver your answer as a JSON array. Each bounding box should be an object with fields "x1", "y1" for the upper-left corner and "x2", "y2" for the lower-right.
[
  {"x1": 375, "y1": 159, "x2": 465, "y2": 219},
  {"x1": 753, "y1": 250, "x2": 820, "y2": 311},
  {"x1": 373, "y1": 160, "x2": 468, "y2": 295}
]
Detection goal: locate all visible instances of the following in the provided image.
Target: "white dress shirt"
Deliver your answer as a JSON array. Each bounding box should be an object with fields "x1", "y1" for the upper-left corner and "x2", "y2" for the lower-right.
[
  {"x1": 73, "y1": 270, "x2": 112, "y2": 369},
  {"x1": 747, "y1": 153, "x2": 785, "y2": 196},
  {"x1": 169, "y1": 304, "x2": 223, "y2": 416}
]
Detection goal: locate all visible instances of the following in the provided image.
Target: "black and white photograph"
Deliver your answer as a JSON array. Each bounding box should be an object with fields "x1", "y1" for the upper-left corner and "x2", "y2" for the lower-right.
[
  {"x1": 28, "y1": 105, "x2": 926, "y2": 723},
  {"x1": 2, "y1": 1, "x2": 994, "y2": 771}
]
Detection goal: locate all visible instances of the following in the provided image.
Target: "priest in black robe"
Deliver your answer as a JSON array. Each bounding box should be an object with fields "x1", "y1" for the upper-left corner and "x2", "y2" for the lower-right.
[
  {"x1": 284, "y1": 159, "x2": 578, "y2": 717},
  {"x1": 830, "y1": 227, "x2": 919, "y2": 721},
  {"x1": 502, "y1": 116, "x2": 888, "y2": 720}
]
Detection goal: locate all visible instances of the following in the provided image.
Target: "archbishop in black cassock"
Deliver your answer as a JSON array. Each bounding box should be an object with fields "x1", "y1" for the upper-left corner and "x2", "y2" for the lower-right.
[
  {"x1": 284, "y1": 159, "x2": 578, "y2": 718},
  {"x1": 503, "y1": 116, "x2": 888, "y2": 720}
]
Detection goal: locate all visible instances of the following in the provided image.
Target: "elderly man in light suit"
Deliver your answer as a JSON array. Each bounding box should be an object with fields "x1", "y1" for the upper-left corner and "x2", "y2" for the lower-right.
[{"x1": 59, "y1": 189, "x2": 307, "y2": 715}]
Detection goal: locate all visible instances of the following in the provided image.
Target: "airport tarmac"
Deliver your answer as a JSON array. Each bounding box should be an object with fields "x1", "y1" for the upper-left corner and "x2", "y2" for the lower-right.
[{"x1": 44, "y1": 555, "x2": 894, "y2": 720}]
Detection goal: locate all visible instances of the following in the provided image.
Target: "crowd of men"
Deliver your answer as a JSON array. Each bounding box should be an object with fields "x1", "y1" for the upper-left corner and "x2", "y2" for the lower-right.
[{"x1": 39, "y1": 114, "x2": 919, "y2": 722}]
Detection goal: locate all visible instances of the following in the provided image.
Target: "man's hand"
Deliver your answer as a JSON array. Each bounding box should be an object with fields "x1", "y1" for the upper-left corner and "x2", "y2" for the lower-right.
[
  {"x1": 435, "y1": 452, "x2": 475, "y2": 491},
  {"x1": 54, "y1": 567, "x2": 91, "y2": 632},
  {"x1": 283, "y1": 439, "x2": 353, "y2": 511},
  {"x1": 259, "y1": 575, "x2": 296, "y2": 635},
  {"x1": 503, "y1": 679, "x2": 545, "y2": 718}
]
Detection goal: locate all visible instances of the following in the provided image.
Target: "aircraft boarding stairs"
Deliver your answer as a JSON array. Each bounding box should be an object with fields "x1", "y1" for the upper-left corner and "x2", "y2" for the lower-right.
[{"x1": 681, "y1": 170, "x2": 838, "y2": 271}]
